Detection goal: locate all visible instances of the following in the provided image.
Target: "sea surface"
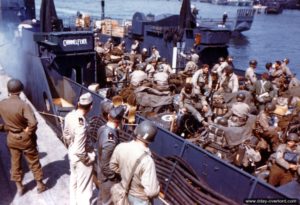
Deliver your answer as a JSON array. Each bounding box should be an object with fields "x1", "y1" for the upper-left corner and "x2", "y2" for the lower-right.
[{"x1": 35, "y1": 0, "x2": 300, "y2": 75}]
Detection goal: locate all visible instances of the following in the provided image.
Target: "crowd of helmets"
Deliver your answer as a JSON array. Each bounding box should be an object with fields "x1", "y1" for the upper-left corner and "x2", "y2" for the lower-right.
[{"x1": 94, "y1": 39, "x2": 300, "y2": 187}]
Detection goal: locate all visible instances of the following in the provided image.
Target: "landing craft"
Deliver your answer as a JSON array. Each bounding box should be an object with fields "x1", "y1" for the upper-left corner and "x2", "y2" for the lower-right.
[{"x1": 0, "y1": 0, "x2": 299, "y2": 204}]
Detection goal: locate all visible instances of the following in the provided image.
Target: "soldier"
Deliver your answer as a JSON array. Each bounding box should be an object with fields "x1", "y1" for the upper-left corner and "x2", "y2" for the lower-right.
[
  {"x1": 129, "y1": 66, "x2": 148, "y2": 88},
  {"x1": 157, "y1": 58, "x2": 174, "y2": 74},
  {"x1": 147, "y1": 45, "x2": 160, "y2": 63},
  {"x1": 179, "y1": 57, "x2": 198, "y2": 79},
  {"x1": 191, "y1": 64, "x2": 212, "y2": 95},
  {"x1": 99, "y1": 100, "x2": 113, "y2": 121},
  {"x1": 214, "y1": 57, "x2": 228, "y2": 78},
  {"x1": 270, "y1": 60, "x2": 285, "y2": 94},
  {"x1": 218, "y1": 65, "x2": 239, "y2": 93},
  {"x1": 255, "y1": 103, "x2": 280, "y2": 152},
  {"x1": 0, "y1": 79, "x2": 47, "y2": 195},
  {"x1": 254, "y1": 72, "x2": 274, "y2": 111},
  {"x1": 245, "y1": 59, "x2": 258, "y2": 91},
  {"x1": 63, "y1": 92, "x2": 95, "y2": 205},
  {"x1": 180, "y1": 48, "x2": 199, "y2": 65},
  {"x1": 110, "y1": 120, "x2": 160, "y2": 204},
  {"x1": 178, "y1": 83, "x2": 209, "y2": 127},
  {"x1": 223, "y1": 93, "x2": 250, "y2": 127},
  {"x1": 281, "y1": 58, "x2": 293, "y2": 78},
  {"x1": 97, "y1": 105, "x2": 126, "y2": 205},
  {"x1": 130, "y1": 40, "x2": 140, "y2": 55},
  {"x1": 268, "y1": 133, "x2": 300, "y2": 187}
]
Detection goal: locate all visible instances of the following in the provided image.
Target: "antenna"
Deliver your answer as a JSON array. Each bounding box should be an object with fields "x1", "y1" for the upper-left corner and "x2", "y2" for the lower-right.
[{"x1": 101, "y1": 0, "x2": 105, "y2": 20}]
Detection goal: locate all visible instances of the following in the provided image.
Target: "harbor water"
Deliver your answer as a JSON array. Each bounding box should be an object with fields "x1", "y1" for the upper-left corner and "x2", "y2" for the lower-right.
[{"x1": 34, "y1": 0, "x2": 300, "y2": 75}]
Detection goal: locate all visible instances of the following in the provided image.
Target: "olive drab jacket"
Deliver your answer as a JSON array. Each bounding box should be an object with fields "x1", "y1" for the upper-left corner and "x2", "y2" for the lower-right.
[{"x1": 0, "y1": 95, "x2": 38, "y2": 149}]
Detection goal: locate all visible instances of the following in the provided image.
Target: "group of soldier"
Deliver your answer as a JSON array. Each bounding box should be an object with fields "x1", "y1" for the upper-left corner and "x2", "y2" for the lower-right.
[
  {"x1": 63, "y1": 92, "x2": 160, "y2": 205},
  {"x1": 0, "y1": 78, "x2": 160, "y2": 204},
  {"x1": 0, "y1": 38, "x2": 300, "y2": 204},
  {"x1": 94, "y1": 38, "x2": 300, "y2": 188}
]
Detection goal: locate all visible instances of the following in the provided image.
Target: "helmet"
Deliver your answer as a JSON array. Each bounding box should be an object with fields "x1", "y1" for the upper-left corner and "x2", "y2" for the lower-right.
[
  {"x1": 142, "y1": 48, "x2": 147, "y2": 53},
  {"x1": 265, "y1": 103, "x2": 276, "y2": 112},
  {"x1": 287, "y1": 133, "x2": 299, "y2": 142},
  {"x1": 224, "y1": 65, "x2": 233, "y2": 74},
  {"x1": 218, "y1": 57, "x2": 225, "y2": 63},
  {"x1": 236, "y1": 93, "x2": 246, "y2": 102},
  {"x1": 265, "y1": 62, "x2": 272, "y2": 69},
  {"x1": 7, "y1": 78, "x2": 24, "y2": 94},
  {"x1": 218, "y1": 118, "x2": 228, "y2": 126},
  {"x1": 135, "y1": 120, "x2": 157, "y2": 144},
  {"x1": 249, "y1": 59, "x2": 257, "y2": 66},
  {"x1": 100, "y1": 100, "x2": 113, "y2": 116},
  {"x1": 109, "y1": 105, "x2": 126, "y2": 121}
]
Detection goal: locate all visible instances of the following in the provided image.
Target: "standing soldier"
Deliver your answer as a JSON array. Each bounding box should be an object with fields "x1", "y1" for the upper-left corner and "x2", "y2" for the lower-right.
[
  {"x1": 253, "y1": 72, "x2": 274, "y2": 111},
  {"x1": 245, "y1": 60, "x2": 257, "y2": 91},
  {"x1": 268, "y1": 133, "x2": 300, "y2": 187},
  {"x1": 97, "y1": 105, "x2": 126, "y2": 205},
  {"x1": 110, "y1": 120, "x2": 160, "y2": 205},
  {"x1": 63, "y1": 92, "x2": 95, "y2": 205},
  {"x1": 218, "y1": 65, "x2": 239, "y2": 93},
  {"x1": 0, "y1": 78, "x2": 46, "y2": 195}
]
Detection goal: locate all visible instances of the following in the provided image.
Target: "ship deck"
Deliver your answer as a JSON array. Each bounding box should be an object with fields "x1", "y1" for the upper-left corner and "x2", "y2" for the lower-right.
[{"x1": 0, "y1": 69, "x2": 98, "y2": 205}]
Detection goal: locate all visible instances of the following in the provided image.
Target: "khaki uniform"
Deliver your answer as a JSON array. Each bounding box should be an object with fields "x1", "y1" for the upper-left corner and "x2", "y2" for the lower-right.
[
  {"x1": 153, "y1": 72, "x2": 169, "y2": 92},
  {"x1": 110, "y1": 140, "x2": 160, "y2": 203},
  {"x1": 64, "y1": 110, "x2": 93, "y2": 205},
  {"x1": 130, "y1": 70, "x2": 147, "y2": 87},
  {"x1": 0, "y1": 95, "x2": 43, "y2": 182},
  {"x1": 191, "y1": 69, "x2": 212, "y2": 95},
  {"x1": 255, "y1": 110, "x2": 280, "y2": 151},
  {"x1": 245, "y1": 67, "x2": 257, "y2": 85},
  {"x1": 216, "y1": 61, "x2": 228, "y2": 78},
  {"x1": 219, "y1": 73, "x2": 239, "y2": 93},
  {"x1": 268, "y1": 144, "x2": 300, "y2": 186}
]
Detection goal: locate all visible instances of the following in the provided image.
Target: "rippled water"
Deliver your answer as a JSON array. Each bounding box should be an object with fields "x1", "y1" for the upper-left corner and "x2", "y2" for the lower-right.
[{"x1": 35, "y1": 0, "x2": 300, "y2": 75}]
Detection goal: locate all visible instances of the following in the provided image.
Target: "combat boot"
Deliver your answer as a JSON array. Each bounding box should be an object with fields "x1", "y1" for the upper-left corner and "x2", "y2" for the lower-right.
[
  {"x1": 36, "y1": 180, "x2": 47, "y2": 193},
  {"x1": 16, "y1": 181, "x2": 25, "y2": 196}
]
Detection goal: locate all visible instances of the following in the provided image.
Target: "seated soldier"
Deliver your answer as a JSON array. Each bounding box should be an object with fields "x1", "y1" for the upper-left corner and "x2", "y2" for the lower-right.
[
  {"x1": 145, "y1": 60, "x2": 156, "y2": 79},
  {"x1": 255, "y1": 103, "x2": 280, "y2": 152},
  {"x1": 268, "y1": 133, "x2": 300, "y2": 187},
  {"x1": 129, "y1": 67, "x2": 148, "y2": 88},
  {"x1": 114, "y1": 57, "x2": 133, "y2": 82},
  {"x1": 178, "y1": 57, "x2": 198, "y2": 80},
  {"x1": 191, "y1": 64, "x2": 212, "y2": 96},
  {"x1": 157, "y1": 58, "x2": 174, "y2": 74},
  {"x1": 223, "y1": 93, "x2": 250, "y2": 127},
  {"x1": 178, "y1": 83, "x2": 209, "y2": 127},
  {"x1": 153, "y1": 70, "x2": 170, "y2": 92}
]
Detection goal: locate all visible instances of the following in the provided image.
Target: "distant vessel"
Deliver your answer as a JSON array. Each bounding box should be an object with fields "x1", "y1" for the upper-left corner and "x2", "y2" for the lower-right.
[
  {"x1": 211, "y1": 0, "x2": 228, "y2": 5},
  {"x1": 227, "y1": 0, "x2": 254, "y2": 6},
  {"x1": 265, "y1": 1, "x2": 284, "y2": 13}
]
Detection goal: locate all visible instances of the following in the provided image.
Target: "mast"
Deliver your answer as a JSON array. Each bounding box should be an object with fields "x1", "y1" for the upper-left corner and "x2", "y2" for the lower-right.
[{"x1": 101, "y1": 0, "x2": 105, "y2": 20}]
